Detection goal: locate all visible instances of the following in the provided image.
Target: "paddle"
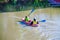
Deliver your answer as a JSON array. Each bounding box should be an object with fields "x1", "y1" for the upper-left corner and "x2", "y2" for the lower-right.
[{"x1": 27, "y1": 8, "x2": 46, "y2": 23}]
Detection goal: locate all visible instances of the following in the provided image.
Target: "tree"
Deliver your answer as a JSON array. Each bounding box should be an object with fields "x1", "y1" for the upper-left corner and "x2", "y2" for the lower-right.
[
  {"x1": 12, "y1": 0, "x2": 17, "y2": 5},
  {"x1": 33, "y1": 0, "x2": 39, "y2": 7}
]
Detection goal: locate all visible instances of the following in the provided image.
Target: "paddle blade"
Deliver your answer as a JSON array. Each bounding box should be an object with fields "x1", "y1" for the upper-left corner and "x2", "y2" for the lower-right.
[
  {"x1": 39, "y1": 20, "x2": 46, "y2": 22},
  {"x1": 30, "y1": 8, "x2": 35, "y2": 13},
  {"x1": 28, "y1": 8, "x2": 35, "y2": 16}
]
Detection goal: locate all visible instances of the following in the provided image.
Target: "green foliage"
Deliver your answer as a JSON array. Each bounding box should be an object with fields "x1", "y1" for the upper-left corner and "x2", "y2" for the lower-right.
[
  {"x1": 0, "y1": 0, "x2": 52, "y2": 12},
  {"x1": 12, "y1": 0, "x2": 17, "y2": 5},
  {"x1": 0, "y1": 0, "x2": 4, "y2": 1}
]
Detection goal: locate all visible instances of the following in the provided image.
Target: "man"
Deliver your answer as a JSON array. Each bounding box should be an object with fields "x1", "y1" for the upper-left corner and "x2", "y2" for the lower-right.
[
  {"x1": 30, "y1": 18, "x2": 39, "y2": 25},
  {"x1": 25, "y1": 16, "x2": 30, "y2": 22}
]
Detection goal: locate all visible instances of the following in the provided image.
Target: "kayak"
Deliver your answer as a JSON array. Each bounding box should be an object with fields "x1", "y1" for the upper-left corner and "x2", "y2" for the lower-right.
[{"x1": 21, "y1": 18, "x2": 38, "y2": 27}]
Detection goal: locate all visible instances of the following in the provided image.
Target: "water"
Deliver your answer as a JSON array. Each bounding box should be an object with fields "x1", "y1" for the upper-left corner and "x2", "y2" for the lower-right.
[{"x1": 15, "y1": 10, "x2": 60, "y2": 40}]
